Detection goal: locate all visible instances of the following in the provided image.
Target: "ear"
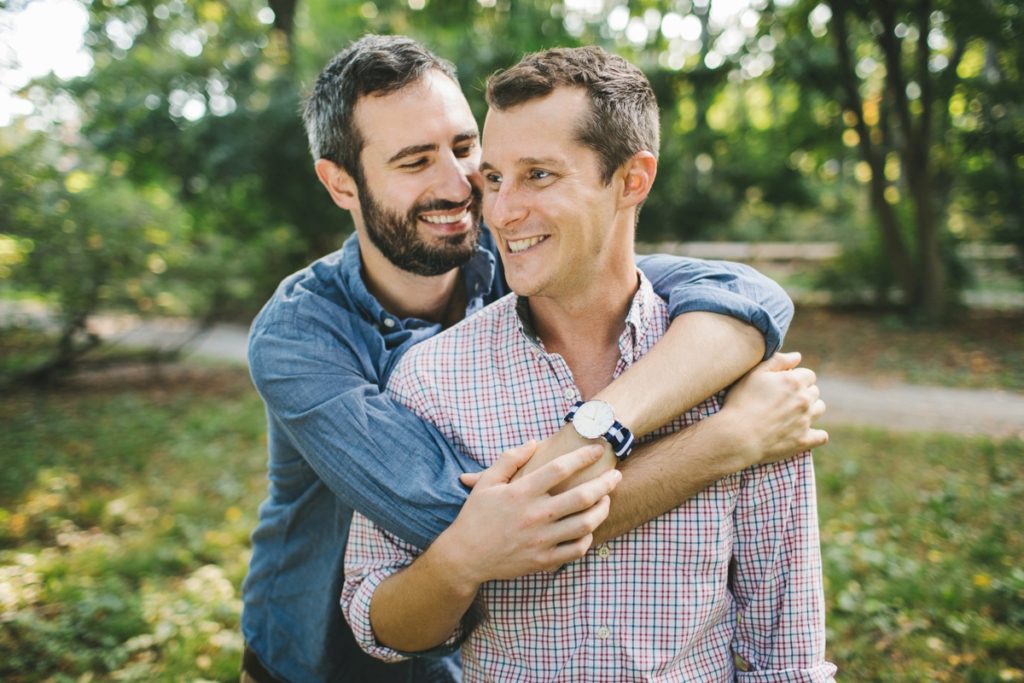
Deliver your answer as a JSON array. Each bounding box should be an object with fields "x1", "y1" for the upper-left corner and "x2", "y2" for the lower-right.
[
  {"x1": 314, "y1": 159, "x2": 360, "y2": 211},
  {"x1": 617, "y1": 151, "x2": 657, "y2": 210}
]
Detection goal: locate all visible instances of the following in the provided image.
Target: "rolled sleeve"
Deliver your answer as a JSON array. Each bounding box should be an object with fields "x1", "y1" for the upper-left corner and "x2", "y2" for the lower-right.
[
  {"x1": 636, "y1": 253, "x2": 794, "y2": 359},
  {"x1": 342, "y1": 512, "x2": 464, "y2": 662}
]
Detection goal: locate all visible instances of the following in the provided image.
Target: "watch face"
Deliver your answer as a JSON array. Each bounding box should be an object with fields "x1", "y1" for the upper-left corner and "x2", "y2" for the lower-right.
[{"x1": 574, "y1": 400, "x2": 615, "y2": 440}]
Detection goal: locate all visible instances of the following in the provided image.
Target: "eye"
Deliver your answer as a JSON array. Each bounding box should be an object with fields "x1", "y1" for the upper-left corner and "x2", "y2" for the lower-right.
[
  {"x1": 454, "y1": 143, "x2": 476, "y2": 158},
  {"x1": 399, "y1": 158, "x2": 428, "y2": 170},
  {"x1": 483, "y1": 172, "x2": 502, "y2": 187},
  {"x1": 529, "y1": 169, "x2": 552, "y2": 181}
]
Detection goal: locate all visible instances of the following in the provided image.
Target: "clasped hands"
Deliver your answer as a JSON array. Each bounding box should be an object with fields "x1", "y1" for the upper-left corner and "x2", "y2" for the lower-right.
[{"x1": 449, "y1": 351, "x2": 827, "y2": 583}]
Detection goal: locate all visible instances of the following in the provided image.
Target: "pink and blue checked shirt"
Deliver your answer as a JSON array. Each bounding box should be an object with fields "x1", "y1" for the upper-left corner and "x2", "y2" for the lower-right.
[{"x1": 342, "y1": 274, "x2": 836, "y2": 682}]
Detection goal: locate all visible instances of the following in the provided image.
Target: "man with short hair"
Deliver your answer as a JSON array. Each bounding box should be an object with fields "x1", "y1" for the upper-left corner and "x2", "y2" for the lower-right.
[
  {"x1": 244, "y1": 35, "x2": 826, "y2": 682},
  {"x1": 342, "y1": 46, "x2": 835, "y2": 681}
]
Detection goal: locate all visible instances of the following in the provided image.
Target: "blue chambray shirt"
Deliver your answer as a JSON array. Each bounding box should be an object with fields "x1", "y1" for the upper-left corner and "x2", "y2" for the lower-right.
[{"x1": 242, "y1": 228, "x2": 793, "y2": 683}]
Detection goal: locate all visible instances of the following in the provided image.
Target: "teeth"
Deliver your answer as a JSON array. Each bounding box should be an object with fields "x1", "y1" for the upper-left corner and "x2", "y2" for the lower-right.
[
  {"x1": 422, "y1": 209, "x2": 468, "y2": 225},
  {"x1": 507, "y1": 235, "x2": 547, "y2": 253}
]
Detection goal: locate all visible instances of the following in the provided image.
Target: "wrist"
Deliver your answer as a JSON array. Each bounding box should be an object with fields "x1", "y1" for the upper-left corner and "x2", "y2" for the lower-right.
[
  {"x1": 426, "y1": 527, "x2": 486, "y2": 598},
  {"x1": 702, "y1": 407, "x2": 759, "y2": 473}
]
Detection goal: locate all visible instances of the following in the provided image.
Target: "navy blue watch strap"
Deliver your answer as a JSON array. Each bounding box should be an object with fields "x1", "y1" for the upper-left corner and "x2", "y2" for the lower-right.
[{"x1": 564, "y1": 400, "x2": 635, "y2": 460}]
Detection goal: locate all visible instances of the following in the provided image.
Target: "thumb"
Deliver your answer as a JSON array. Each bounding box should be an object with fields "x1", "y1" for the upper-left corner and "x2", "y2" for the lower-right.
[
  {"x1": 459, "y1": 471, "x2": 483, "y2": 488},
  {"x1": 476, "y1": 439, "x2": 538, "y2": 488},
  {"x1": 762, "y1": 350, "x2": 801, "y2": 372}
]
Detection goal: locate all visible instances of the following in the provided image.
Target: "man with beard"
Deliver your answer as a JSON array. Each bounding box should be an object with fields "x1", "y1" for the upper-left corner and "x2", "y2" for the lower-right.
[{"x1": 241, "y1": 35, "x2": 826, "y2": 683}]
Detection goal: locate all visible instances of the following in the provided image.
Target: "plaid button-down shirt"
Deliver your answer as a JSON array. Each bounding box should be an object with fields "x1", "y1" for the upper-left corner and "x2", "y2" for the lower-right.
[{"x1": 343, "y1": 274, "x2": 836, "y2": 682}]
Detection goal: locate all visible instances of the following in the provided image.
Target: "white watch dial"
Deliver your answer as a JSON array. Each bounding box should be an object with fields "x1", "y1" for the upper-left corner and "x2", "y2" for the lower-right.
[{"x1": 574, "y1": 400, "x2": 615, "y2": 440}]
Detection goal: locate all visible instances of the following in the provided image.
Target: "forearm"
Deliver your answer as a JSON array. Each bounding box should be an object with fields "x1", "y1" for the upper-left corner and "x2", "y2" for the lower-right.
[
  {"x1": 592, "y1": 311, "x2": 762, "y2": 433},
  {"x1": 518, "y1": 311, "x2": 761, "y2": 486},
  {"x1": 251, "y1": 323, "x2": 478, "y2": 549},
  {"x1": 592, "y1": 409, "x2": 751, "y2": 544},
  {"x1": 368, "y1": 535, "x2": 479, "y2": 653}
]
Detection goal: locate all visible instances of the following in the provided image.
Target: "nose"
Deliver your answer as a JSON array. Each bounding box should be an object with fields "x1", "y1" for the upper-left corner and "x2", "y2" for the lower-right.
[
  {"x1": 484, "y1": 181, "x2": 527, "y2": 231},
  {"x1": 434, "y1": 149, "x2": 474, "y2": 202}
]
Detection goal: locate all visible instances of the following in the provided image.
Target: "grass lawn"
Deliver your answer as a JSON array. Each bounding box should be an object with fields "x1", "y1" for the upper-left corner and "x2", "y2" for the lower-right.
[{"x1": 1, "y1": 367, "x2": 1022, "y2": 680}]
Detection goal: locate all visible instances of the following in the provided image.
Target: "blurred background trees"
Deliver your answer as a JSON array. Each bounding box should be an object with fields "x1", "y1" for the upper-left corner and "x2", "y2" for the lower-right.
[{"x1": 1, "y1": 0, "x2": 1021, "y2": 371}]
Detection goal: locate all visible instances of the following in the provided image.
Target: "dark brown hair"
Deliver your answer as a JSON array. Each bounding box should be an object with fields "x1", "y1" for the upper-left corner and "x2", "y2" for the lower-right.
[{"x1": 303, "y1": 35, "x2": 457, "y2": 183}]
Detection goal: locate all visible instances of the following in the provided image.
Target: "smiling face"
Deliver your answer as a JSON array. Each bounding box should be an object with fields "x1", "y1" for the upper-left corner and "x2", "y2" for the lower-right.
[
  {"x1": 350, "y1": 70, "x2": 482, "y2": 276},
  {"x1": 481, "y1": 87, "x2": 634, "y2": 300}
]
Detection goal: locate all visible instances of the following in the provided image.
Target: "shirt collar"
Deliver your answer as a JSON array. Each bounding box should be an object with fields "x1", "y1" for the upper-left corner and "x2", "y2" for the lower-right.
[
  {"x1": 339, "y1": 232, "x2": 498, "y2": 330},
  {"x1": 514, "y1": 269, "x2": 656, "y2": 366},
  {"x1": 619, "y1": 270, "x2": 657, "y2": 366}
]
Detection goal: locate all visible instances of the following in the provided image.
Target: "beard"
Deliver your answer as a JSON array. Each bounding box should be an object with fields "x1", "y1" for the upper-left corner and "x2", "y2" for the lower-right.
[{"x1": 358, "y1": 180, "x2": 482, "y2": 277}]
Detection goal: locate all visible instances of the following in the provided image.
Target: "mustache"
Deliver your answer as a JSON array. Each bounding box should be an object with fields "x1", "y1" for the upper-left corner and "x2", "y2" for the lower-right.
[{"x1": 415, "y1": 185, "x2": 482, "y2": 214}]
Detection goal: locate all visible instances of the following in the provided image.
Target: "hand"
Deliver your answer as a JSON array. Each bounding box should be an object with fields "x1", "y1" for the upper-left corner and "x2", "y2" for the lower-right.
[
  {"x1": 461, "y1": 428, "x2": 616, "y2": 493},
  {"x1": 440, "y1": 441, "x2": 622, "y2": 587},
  {"x1": 720, "y1": 351, "x2": 828, "y2": 467}
]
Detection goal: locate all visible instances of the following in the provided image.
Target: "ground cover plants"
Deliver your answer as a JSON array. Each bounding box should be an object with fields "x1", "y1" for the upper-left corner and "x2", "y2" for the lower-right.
[{"x1": 1, "y1": 356, "x2": 1021, "y2": 681}]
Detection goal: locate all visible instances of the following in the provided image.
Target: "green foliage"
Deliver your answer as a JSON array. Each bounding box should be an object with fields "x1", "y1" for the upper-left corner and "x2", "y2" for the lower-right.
[
  {"x1": 0, "y1": 370, "x2": 265, "y2": 682},
  {"x1": 0, "y1": 136, "x2": 199, "y2": 320},
  {"x1": 818, "y1": 428, "x2": 1024, "y2": 681},
  {"x1": 762, "y1": 0, "x2": 1024, "y2": 316},
  {"x1": 2, "y1": 0, "x2": 1021, "y2": 340}
]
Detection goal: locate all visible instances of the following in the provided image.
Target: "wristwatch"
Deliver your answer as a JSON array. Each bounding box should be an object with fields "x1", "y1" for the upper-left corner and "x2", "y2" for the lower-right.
[{"x1": 563, "y1": 399, "x2": 635, "y2": 460}]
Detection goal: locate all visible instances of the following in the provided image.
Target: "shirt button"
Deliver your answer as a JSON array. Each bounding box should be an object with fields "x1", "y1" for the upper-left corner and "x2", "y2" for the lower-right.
[
  {"x1": 596, "y1": 626, "x2": 611, "y2": 640},
  {"x1": 597, "y1": 546, "x2": 610, "y2": 559},
  {"x1": 383, "y1": 318, "x2": 396, "y2": 328},
  {"x1": 563, "y1": 387, "x2": 576, "y2": 401}
]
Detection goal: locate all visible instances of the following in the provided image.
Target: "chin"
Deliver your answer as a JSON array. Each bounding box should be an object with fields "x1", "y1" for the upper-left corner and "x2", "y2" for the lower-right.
[{"x1": 507, "y1": 277, "x2": 545, "y2": 298}]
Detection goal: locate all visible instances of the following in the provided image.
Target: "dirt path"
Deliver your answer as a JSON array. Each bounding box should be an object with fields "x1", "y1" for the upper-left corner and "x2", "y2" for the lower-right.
[
  {"x1": 817, "y1": 375, "x2": 1024, "y2": 439},
  {"x1": 5, "y1": 303, "x2": 1023, "y2": 439}
]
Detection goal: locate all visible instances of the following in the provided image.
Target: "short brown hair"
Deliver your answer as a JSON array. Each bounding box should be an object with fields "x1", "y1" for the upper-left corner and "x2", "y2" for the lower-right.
[{"x1": 485, "y1": 46, "x2": 659, "y2": 184}]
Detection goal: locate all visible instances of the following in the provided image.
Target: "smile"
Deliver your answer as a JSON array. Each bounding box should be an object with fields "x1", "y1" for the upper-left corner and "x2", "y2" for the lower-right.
[
  {"x1": 421, "y1": 208, "x2": 470, "y2": 225},
  {"x1": 506, "y1": 235, "x2": 548, "y2": 254}
]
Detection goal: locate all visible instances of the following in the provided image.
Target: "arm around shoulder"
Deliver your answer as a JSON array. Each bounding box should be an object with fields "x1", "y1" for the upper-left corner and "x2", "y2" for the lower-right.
[
  {"x1": 248, "y1": 315, "x2": 478, "y2": 549},
  {"x1": 637, "y1": 253, "x2": 794, "y2": 358}
]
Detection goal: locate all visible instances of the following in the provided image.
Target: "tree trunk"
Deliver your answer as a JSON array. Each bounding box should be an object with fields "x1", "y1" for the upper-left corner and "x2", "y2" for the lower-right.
[{"x1": 829, "y1": 0, "x2": 919, "y2": 303}]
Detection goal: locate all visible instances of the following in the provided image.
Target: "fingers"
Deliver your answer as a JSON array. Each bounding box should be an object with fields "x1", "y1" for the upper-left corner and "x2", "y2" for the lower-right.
[
  {"x1": 806, "y1": 428, "x2": 829, "y2": 448},
  {"x1": 547, "y1": 493, "x2": 613, "y2": 543},
  {"x1": 542, "y1": 494, "x2": 614, "y2": 568},
  {"x1": 762, "y1": 351, "x2": 801, "y2": 372},
  {"x1": 810, "y1": 398, "x2": 827, "y2": 419},
  {"x1": 476, "y1": 440, "x2": 538, "y2": 487},
  {"x1": 521, "y1": 444, "x2": 605, "y2": 494},
  {"x1": 545, "y1": 468, "x2": 621, "y2": 521},
  {"x1": 790, "y1": 367, "x2": 817, "y2": 387},
  {"x1": 544, "y1": 533, "x2": 595, "y2": 570}
]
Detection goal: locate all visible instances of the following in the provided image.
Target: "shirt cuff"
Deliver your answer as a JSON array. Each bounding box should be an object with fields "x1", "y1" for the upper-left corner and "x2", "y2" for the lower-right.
[
  {"x1": 342, "y1": 570, "x2": 464, "y2": 662},
  {"x1": 736, "y1": 662, "x2": 838, "y2": 683},
  {"x1": 342, "y1": 570, "x2": 409, "y2": 663}
]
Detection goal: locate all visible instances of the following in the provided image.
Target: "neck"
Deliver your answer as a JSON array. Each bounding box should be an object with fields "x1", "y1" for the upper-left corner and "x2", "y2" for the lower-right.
[
  {"x1": 358, "y1": 233, "x2": 466, "y2": 327},
  {"x1": 529, "y1": 262, "x2": 639, "y2": 399}
]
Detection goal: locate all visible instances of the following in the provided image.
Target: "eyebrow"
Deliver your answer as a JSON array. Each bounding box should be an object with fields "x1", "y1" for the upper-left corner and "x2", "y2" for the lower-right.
[{"x1": 387, "y1": 130, "x2": 479, "y2": 164}]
